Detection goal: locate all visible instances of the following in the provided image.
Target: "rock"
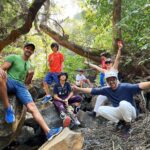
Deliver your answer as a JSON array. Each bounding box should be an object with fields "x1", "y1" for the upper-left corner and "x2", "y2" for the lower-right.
[
  {"x1": 0, "y1": 95, "x2": 26, "y2": 150},
  {"x1": 38, "y1": 127, "x2": 84, "y2": 150},
  {"x1": 77, "y1": 110, "x2": 100, "y2": 128}
]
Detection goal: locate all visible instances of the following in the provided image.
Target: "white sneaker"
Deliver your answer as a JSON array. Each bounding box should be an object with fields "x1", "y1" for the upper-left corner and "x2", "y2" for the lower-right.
[{"x1": 74, "y1": 117, "x2": 81, "y2": 125}]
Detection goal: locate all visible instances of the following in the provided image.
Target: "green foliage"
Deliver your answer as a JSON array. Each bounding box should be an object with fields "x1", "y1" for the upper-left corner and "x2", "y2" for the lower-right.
[{"x1": 62, "y1": 48, "x2": 85, "y2": 82}]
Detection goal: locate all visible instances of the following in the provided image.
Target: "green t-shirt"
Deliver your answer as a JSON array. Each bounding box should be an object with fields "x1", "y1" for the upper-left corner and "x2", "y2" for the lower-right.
[{"x1": 5, "y1": 54, "x2": 31, "y2": 83}]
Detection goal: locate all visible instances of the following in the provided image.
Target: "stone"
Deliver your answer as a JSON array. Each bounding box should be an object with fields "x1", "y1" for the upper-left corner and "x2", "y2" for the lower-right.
[
  {"x1": 38, "y1": 127, "x2": 84, "y2": 150},
  {"x1": 0, "y1": 95, "x2": 26, "y2": 150}
]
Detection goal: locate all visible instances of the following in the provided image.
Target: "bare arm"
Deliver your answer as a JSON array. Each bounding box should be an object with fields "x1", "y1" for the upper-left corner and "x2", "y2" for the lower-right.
[
  {"x1": 113, "y1": 43, "x2": 123, "y2": 70},
  {"x1": 139, "y1": 82, "x2": 150, "y2": 90},
  {"x1": 65, "y1": 91, "x2": 74, "y2": 100},
  {"x1": 85, "y1": 61, "x2": 106, "y2": 73},
  {"x1": 0, "y1": 62, "x2": 12, "y2": 78},
  {"x1": 54, "y1": 94, "x2": 64, "y2": 102},
  {"x1": 72, "y1": 84, "x2": 92, "y2": 94},
  {"x1": 25, "y1": 71, "x2": 34, "y2": 85}
]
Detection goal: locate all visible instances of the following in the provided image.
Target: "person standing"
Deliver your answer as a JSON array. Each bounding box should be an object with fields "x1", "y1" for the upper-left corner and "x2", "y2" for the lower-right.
[
  {"x1": 99, "y1": 52, "x2": 107, "y2": 87},
  {"x1": 0, "y1": 43, "x2": 62, "y2": 141},
  {"x1": 42, "y1": 42, "x2": 64, "y2": 103}
]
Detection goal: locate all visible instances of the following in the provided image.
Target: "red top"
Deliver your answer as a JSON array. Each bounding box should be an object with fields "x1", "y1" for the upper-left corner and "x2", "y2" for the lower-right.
[
  {"x1": 101, "y1": 59, "x2": 107, "y2": 69},
  {"x1": 48, "y1": 52, "x2": 64, "y2": 72}
]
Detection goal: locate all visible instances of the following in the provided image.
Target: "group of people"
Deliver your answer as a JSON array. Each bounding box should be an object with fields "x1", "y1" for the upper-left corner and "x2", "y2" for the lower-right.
[{"x1": 0, "y1": 40, "x2": 149, "y2": 142}]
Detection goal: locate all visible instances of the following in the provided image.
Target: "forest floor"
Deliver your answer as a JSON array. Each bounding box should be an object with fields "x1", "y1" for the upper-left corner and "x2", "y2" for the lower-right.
[{"x1": 78, "y1": 113, "x2": 150, "y2": 150}]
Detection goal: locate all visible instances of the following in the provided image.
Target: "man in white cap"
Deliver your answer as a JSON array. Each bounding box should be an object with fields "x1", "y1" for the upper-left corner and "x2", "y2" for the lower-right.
[{"x1": 72, "y1": 71, "x2": 150, "y2": 136}]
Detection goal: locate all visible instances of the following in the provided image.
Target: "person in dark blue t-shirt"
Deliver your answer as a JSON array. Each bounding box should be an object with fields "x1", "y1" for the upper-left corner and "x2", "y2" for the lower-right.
[
  {"x1": 53, "y1": 72, "x2": 82, "y2": 127},
  {"x1": 72, "y1": 71, "x2": 150, "y2": 136}
]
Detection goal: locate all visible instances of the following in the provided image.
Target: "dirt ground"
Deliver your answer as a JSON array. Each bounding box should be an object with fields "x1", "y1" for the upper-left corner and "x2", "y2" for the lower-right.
[{"x1": 79, "y1": 113, "x2": 150, "y2": 150}]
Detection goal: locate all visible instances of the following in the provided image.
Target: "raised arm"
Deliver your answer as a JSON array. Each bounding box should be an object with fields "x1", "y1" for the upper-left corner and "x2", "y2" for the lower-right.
[
  {"x1": 84, "y1": 61, "x2": 106, "y2": 73},
  {"x1": 113, "y1": 41, "x2": 123, "y2": 70}
]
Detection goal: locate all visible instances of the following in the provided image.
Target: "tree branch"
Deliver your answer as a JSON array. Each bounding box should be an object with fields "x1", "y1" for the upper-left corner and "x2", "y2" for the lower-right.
[
  {"x1": 0, "y1": 0, "x2": 47, "y2": 52},
  {"x1": 40, "y1": 24, "x2": 100, "y2": 63}
]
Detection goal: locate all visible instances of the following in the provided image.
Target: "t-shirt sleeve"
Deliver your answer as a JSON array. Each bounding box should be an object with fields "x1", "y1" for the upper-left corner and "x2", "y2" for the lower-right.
[
  {"x1": 82, "y1": 75, "x2": 86, "y2": 80},
  {"x1": 127, "y1": 84, "x2": 141, "y2": 94},
  {"x1": 5, "y1": 54, "x2": 16, "y2": 63},
  {"x1": 67, "y1": 82, "x2": 72, "y2": 92},
  {"x1": 91, "y1": 88, "x2": 106, "y2": 95}
]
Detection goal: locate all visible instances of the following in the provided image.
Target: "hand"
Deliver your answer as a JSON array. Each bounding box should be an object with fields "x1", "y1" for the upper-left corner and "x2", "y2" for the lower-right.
[
  {"x1": 84, "y1": 60, "x2": 89, "y2": 65},
  {"x1": 64, "y1": 99, "x2": 68, "y2": 106},
  {"x1": 0, "y1": 68, "x2": 7, "y2": 79},
  {"x1": 117, "y1": 41, "x2": 123, "y2": 50},
  {"x1": 72, "y1": 84, "x2": 79, "y2": 91}
]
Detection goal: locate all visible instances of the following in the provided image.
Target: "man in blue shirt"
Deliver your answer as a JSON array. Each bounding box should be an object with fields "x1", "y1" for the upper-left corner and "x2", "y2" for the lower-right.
[{"x1": 72, "y1": 71, "x2": 150, "y2": 135}]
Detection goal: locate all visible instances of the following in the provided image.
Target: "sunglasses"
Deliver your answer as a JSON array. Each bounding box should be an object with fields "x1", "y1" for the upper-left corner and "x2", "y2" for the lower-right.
[{"x1": 105, "y1": 61, "x2": 112, "y2": 64}]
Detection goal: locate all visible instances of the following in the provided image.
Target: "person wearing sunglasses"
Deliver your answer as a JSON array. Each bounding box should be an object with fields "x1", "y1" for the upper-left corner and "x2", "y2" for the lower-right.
[
  {"x1": 85, "y1": 40, "x2": 123, "y2": 117},
  {"x1": 0, "y1": 43, "x2": 62, "y2": 141}
]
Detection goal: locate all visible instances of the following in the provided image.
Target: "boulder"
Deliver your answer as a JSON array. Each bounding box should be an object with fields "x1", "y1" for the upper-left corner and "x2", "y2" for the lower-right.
[
  {"x1": 0, "y1": 96, "x2": 26, "y2": 150},
  {"x1": 39, "y1": 127, "x2": 84, "y2": 150}
]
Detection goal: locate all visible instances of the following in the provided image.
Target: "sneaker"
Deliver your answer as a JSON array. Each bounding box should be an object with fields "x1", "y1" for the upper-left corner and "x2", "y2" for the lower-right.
[
  {"x1": 60, "y1": 112, "x2": 71, "y2": 127},
  {"x1": 88, "y1": 111, "x2": 96, "y2": 118},
  {"x1": 74, "y1": 106, "x2": 80, "y2": 114},
  {"x1": 47, "y1": 127, "x2": 63, "y2": 141},
  {"x1": 42, "y1": 95, "x2": 52, "y2": 104},
  {"x1": 63, "y1": 116, "x2": 71, "y2": 127},
  {"x1": 74, "y1": 117, "x2": 81, "y2": 125},
  {"x1": 122, "y1": 123, "x2": 133, "y2": 138},
  {"x1": 116, "y1": 120, "x2": 126, "y2": 131},
  {"x1": 5, "y1": 105, "x2": 15, "y2": 123}
]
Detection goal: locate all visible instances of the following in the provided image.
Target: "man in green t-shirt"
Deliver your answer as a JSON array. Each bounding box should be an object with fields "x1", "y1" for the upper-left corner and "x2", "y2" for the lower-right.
[{"x1": 0, "y1": 43, "x2": 62, "y2": 141}]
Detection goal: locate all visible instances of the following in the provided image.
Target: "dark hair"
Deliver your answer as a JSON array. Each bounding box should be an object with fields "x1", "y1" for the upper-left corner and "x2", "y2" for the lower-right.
[
  {"x1": 24, "y1": 42, "x2": 35, "y2": 50},
  {"x1": 58, "y1": 72, "x2": 68, "y2": 81},
  {"x1": 51, "y1": 42, "x2": 59, "y2": 50}
]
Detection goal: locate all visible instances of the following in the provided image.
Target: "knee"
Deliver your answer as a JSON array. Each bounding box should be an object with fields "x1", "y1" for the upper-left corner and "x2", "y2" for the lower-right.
[
  {"x1": 97, "y1": 106, "x2": 106, "y2": 116},
  {"x1": 27, "y1": 102, "x2": 37, "y2": 113},
  {"x1": 119, "y1": 100, "x2": 130, "y2": 110}
]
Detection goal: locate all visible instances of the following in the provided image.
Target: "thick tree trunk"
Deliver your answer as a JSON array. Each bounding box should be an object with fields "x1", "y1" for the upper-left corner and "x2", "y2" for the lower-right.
[
  {"x1": 0, "y1": 0, "x2": 47, "y2": 52},
  {"x1": 40, "y1": 24, "x2": 100, "y2": 63},
  {"x1": 112, "y1": 0, "x2": 122, "y2": 52}
]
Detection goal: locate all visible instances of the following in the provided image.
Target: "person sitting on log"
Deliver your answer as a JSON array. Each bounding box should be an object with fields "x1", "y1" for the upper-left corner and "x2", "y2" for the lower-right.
[
  {"x1": 53, "y1": 72, "x2": 82, "y2": 127},
  {"x1": 85, "y1": 39, "x2": 123, "y2": 117},
  {"x1": 72, "y1": 71, "x2": 150, "y2": 136},
  {"x1": 0, "y1": 42, "x2": 62, "y2": 141},
  {"x1": 76, "y1": 69, "x2": 92, "y2": 88}
]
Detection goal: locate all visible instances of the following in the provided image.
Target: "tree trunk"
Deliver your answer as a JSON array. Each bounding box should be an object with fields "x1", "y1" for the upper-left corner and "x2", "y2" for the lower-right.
[
  {"x1": 112, "y1": 0, "x2": 122, "y2": 52},
  {"x1": 0, "y1": 0, "x2": 47, "y2": 52}
]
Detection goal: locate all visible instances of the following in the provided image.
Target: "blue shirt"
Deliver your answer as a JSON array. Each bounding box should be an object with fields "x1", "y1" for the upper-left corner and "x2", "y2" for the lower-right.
[
  {"x1": 53, "y1": 82, "x2": 72, "y2": 99},
  {"x1": 91, "y1": 83, "x2": 141, "y2": 107}
]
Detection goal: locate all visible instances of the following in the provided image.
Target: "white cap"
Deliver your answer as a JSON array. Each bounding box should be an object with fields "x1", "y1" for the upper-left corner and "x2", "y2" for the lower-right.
[{"x1": 105, "y1": 71, "x2": 118, "y2": 79}]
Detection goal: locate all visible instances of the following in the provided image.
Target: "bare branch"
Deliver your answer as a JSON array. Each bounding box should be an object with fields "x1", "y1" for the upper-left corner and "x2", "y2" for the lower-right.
[{"x1": 0, "y1": 0, "x2": 47, "y2": 52}]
